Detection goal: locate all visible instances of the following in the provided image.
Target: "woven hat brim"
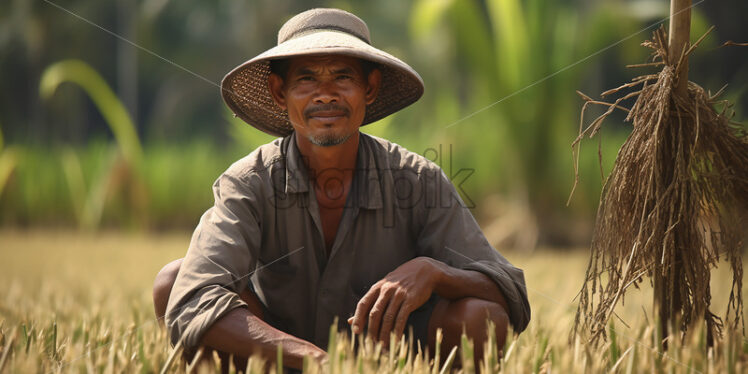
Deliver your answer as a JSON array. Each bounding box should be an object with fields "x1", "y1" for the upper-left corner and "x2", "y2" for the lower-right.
[{"x1": 221, "y1": 30, "x2": 425, "y2": 137}]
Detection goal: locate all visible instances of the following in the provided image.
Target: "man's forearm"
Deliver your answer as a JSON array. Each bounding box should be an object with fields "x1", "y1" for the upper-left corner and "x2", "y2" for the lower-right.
[
  {"x1": 429, "y1": 259, "x2": 510, "y2": 313},
  {"x1": 200, "y1": 307, "x2": 326, "y2": 370}
]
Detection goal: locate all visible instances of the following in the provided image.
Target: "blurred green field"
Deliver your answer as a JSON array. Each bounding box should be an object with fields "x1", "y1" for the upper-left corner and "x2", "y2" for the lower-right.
[
  {"x1": 0, "y1": 230, "x2": 745, "y2": 373},
  {"x1": 2, "y1": 0, "x2": 745, "y2": 249}
]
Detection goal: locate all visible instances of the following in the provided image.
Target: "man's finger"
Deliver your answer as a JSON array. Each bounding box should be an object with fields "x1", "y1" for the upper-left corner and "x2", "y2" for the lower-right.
[
  {"x1": 352, "y1": 287, "x2": 379, "y2": 334},
  {"x1": 393, "y1": 300, "x2": 414, "y2": 340},
  {"x1": 378, "y1": 290, "x2": 405, "y2": 343},
  {"x1": 367, "y1": 288, "x2": 394, "y2": 342}
]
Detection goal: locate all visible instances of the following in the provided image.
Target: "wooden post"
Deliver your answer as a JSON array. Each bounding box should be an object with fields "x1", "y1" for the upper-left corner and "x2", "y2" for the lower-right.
[{"x1": 669, "y1": 0, "x2": 691, "y2": 96}]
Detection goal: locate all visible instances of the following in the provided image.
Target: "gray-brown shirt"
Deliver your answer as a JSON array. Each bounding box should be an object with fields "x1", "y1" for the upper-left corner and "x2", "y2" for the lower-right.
[{"x1": 165, "y1": 133, "x2": 530, "y2": 350}]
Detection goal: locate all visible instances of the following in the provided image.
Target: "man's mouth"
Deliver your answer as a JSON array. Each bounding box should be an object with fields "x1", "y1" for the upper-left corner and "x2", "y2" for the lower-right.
[
  {"x1": 308, "y1": 111, "x2": 347, "y2": 120},
  {"x1": 305, "y1": 104, "x2": 350, "y2": 122}
]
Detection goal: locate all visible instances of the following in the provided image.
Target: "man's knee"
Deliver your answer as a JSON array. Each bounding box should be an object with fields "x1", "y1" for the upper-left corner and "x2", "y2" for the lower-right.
[
  {"x1": 462, "y1": 298, "x2": 509, "y2": 345},
  {"x1": 442, "y1": 297, "x2": 509, "y2": 347},
  {"x1": 153, "y1": 258, "x2": 184, "y2": 325}
]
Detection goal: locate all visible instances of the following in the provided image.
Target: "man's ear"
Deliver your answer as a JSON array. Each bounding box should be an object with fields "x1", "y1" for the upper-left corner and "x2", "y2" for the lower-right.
[
  {"x1": 268, "y1": 73, "x2": 287, "y2": 110},
  {"x1": 365, "y1": 68, "x2": 382, "y2": 105}
]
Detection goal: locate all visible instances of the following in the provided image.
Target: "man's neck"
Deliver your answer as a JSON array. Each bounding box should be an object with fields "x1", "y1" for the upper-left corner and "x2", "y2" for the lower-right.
[{"x1": 295, "y1": 132, "x2": 360, "y2": 191}]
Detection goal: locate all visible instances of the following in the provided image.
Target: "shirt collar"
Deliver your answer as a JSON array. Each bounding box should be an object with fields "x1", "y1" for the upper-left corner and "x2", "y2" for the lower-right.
[
  {"x1": 283, "y1": 132, "x2": 383, "y2": 209},
  {"x1": 353, "y1": 133, "x2": 383, "y2": 209},
  {"x1": 284, "y1": 134, "x2": 311, "y2": 194}
]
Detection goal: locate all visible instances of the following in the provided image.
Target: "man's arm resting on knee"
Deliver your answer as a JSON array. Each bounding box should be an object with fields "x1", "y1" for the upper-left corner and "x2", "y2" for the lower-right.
[
  {"x1": 426, "y1": 257, "x2": 510, "y2": 314},
  {"x1": 200, "y1": 306, "x2": 327, "y2": 370},
  {"x1": 348, "y1": 257, "x2": 513, "y2": 342}
]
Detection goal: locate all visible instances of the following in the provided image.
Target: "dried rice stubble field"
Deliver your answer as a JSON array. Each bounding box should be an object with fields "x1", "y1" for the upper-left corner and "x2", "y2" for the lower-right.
[{"x1": 0, "y1": 230, "x2": 746, "y2": 373}]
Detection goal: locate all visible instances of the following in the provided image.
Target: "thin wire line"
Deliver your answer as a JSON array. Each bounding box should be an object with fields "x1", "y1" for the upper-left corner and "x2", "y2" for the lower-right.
[
  {"x1": 43, "y1": 0, "x2": 221, "y2": 90},
  {"x1": 443, "y1": 0, "x2": 706, "y2": 129}
]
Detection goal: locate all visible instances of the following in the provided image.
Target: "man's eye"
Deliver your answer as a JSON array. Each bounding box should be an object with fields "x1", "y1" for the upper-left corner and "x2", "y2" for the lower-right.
[
  {"x1": 337, "y1": 75, "x2": 353, "y2": 80},
  {"x1": 299, "y1": 76, "x2": 314, "y2": 81}
]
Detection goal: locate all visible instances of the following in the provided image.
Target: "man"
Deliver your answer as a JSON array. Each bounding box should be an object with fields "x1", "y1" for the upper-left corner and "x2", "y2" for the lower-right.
[{"x1": 154, "y1": 8, "x2": 530, "y2": 371}]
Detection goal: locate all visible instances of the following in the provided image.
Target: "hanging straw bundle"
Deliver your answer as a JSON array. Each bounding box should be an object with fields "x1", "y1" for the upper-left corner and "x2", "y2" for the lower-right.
[{"x1": 569, "y1": 22, "x2": 747, "y2": 345}]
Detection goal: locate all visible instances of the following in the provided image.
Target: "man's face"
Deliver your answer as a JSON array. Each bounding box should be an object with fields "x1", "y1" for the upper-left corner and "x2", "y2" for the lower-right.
[{"x1": 268, "y1": 55, "x2": 381, "y2": 147}]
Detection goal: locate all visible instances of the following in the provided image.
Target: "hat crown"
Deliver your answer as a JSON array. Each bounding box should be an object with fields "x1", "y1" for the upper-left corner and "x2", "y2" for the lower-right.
[{"x1": 277, "y1": 8, "x2": 371, "y2": 45}]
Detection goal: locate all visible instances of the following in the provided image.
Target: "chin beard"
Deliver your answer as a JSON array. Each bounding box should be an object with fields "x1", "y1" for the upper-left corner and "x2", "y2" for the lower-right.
[{"x1": 307, "y1": 131, "x2": 353, "y2": 147}]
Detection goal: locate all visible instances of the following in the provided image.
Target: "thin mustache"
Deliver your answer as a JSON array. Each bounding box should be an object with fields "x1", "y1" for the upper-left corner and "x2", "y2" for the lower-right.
[{"x1": 304, "y1": 103, "x2": 350, "y2": 118}]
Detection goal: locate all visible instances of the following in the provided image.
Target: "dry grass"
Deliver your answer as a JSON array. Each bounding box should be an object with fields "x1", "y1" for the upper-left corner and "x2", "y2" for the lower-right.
[{"x1": 0, "y1": 230, "x2": 746, "y2": 373}]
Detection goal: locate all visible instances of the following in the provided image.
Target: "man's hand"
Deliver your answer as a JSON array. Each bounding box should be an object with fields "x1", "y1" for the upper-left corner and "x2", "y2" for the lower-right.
[
  {"x1": 347, "y1": 257, "x2": 443, "y2": 345},
  {"x1": 309, "y1": 349, "x2": 329, "y2": 368}
]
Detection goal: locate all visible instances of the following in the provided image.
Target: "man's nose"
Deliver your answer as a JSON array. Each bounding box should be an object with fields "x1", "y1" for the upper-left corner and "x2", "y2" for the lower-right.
[{"x1": 313, "y1": 79, "x2": 339, "y2": 103}]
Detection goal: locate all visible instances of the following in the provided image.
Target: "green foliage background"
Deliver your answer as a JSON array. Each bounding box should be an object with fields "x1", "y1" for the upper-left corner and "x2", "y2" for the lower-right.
[{"x1": 0, "y1": 0, "x2": 745, "y2": 246}]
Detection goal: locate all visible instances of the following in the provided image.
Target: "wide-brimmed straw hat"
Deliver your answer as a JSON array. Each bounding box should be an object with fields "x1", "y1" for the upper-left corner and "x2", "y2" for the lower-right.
[{"x1": 220, "y1": 8, "x2": 425, "y2": 137}]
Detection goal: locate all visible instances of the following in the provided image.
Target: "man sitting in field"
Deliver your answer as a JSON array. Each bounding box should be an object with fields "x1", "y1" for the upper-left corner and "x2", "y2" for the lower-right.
[{"x1": 153, "y1": 8, "x2": 530, "y2": 370}]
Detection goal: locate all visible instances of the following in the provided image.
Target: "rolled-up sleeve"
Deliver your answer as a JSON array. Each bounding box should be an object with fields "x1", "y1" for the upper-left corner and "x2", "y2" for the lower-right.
[
  {"x1": 164, "y1": 172, "x2": 262, "y2": 350},
  {"x1": 416, "y1": 169, "x2": 531, "y2": 333}
]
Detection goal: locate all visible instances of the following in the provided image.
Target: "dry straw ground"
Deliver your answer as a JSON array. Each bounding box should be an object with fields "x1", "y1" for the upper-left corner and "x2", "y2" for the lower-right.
[{"x1": 0, "y1": 230, "x2": 745, "y2": 373}]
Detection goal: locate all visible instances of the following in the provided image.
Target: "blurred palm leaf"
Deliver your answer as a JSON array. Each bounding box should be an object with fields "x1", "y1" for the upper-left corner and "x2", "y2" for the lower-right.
[
  {"x1": 0, "y1": 125, "x2": 19, "y2": 199},
  {"x1": 40, "y1": 60, "x2": 147, "y2": 229},
  {"x1": 60, "y1": 147, "x2": 119, "y2": 230},
  {"x1": 40, "y1": 60, "x2": 143, "y2": 169},
  {"x1": 408, "y1": 0, "x2": 643, "y2": 248}
]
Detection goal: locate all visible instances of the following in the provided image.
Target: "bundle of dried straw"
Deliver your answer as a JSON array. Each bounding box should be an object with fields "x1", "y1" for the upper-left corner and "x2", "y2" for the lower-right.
[{"x1": 570, "y1": 23, "x2": 747, "y2": 345}]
